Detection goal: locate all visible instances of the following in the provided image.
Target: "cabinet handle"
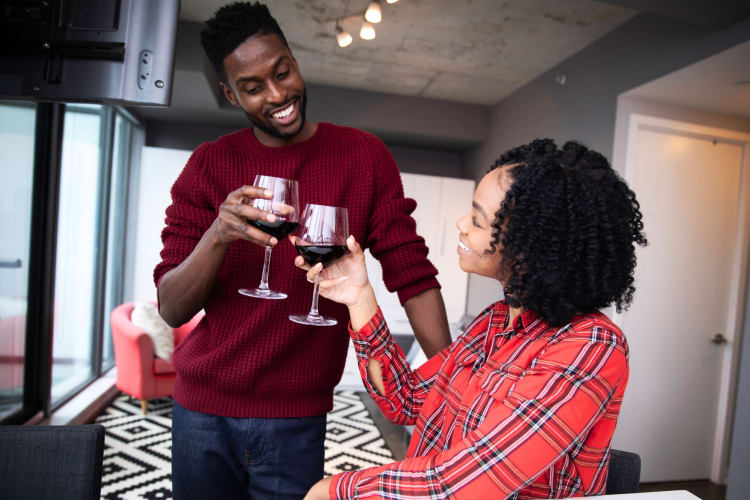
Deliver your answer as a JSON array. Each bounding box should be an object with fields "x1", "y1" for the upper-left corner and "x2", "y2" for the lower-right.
[{"x1": 0, "y1": 259, "x2": 22, "y2": 268}]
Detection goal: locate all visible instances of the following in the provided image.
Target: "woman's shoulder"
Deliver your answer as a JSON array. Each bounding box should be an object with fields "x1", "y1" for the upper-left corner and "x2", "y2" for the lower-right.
[{"x1": 557, "y1": 311, "x2": 628, "y2": 353}]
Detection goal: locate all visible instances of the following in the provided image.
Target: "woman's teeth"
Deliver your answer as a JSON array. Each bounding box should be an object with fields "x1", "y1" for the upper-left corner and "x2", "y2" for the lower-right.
[{"x1": 458, "y1": 240, "x2": 471, "y2": 253}]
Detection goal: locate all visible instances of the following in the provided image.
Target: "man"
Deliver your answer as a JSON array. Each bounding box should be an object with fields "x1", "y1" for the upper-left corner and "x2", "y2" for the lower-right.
[{"x1": 154, "y1": 2, "x2": 452, "y2": 499}]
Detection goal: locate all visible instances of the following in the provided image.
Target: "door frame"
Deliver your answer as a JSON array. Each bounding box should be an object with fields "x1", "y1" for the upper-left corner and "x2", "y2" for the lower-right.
[{"x1": 618, "y1": 113, "x2": 750, "y2": 483}]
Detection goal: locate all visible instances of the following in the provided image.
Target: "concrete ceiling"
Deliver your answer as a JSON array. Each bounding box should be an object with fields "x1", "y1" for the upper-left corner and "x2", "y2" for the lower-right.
[
  {"x1": 624, "y1": 39, "x2": 750, "y2": 119},
  {"x1": 179, "y1": 0, "x2": 637, "y2": 106}
]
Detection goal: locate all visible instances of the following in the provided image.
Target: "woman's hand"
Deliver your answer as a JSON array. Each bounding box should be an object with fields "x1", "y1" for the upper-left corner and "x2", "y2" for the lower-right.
[
  {"x1": 294, "y1": 235, "x2": 371, "y2": 306},
  {"x1": 303, "y1": 476, "x2": 332, "y2": 500}
]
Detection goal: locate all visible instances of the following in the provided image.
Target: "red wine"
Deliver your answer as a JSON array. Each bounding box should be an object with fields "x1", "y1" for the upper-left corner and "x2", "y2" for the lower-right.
[
  {"x1": 248, "y1": 220, "x2": 299, "y2": 240},
  {"x1": 296, "y1": 245, "x2": 349, "y2": 267}
]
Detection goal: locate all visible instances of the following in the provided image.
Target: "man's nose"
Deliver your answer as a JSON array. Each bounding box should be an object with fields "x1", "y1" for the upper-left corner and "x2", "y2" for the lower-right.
[{"x1": 266, "y1": 81, "x2": 285, "y2": 102}]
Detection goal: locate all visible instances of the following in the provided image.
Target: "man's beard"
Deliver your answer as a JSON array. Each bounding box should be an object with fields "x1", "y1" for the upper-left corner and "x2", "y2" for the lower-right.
[{"x1": 244, "y1": 86, "x2": 308, "y2": 139}]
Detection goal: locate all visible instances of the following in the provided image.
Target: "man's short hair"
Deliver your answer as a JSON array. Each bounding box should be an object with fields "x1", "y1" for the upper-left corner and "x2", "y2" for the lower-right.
[{"x1": 200, "y1": 1, "x2": 289, "y2": 82}]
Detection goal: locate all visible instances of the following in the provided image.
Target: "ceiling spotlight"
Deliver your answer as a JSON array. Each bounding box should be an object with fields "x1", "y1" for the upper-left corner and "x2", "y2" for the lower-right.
[
  {"x1": 336, "y1": 24, "x2": 352, "y2": 47},
  {"x1": 360, "y1": 20, "x2": 376, "y2": 40},
  {"x1": 365, "y1": 0, "x2": 382, "y2": 23},
  {"x1": 386, "y1": 0, "x2": 399, "y2": 3}
]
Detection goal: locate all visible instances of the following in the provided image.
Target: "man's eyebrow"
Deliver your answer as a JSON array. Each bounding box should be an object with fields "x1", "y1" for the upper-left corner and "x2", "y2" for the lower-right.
[
  {"x1": 235, "y1": 55, "x2": 291, "y2": 85},
  {"x1": 472, "y1": 201, "x2": 489, "y2": 220}
]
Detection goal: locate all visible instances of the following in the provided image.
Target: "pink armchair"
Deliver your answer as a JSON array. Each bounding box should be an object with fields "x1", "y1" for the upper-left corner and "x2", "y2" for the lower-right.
[{"x1": 110, "y1": 302, "x2": 203, "y2": 414}]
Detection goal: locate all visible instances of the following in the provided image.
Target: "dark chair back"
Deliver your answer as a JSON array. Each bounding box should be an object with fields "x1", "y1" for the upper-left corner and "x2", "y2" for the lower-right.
[
  {"x1": 0, "y1": 424, "x2": 105, "y2": 500},
  {"x1": 606, "y1": 448, "x2": 641, "y2": 494}
]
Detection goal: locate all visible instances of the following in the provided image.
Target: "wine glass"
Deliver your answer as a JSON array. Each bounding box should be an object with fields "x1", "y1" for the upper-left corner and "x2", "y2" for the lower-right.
[
  {"x1": 289, "y1": 204, "x2": 349, "y2": 326},
  {"x1": 238, "y1": 175, "x2": 300, "y2": 300}
]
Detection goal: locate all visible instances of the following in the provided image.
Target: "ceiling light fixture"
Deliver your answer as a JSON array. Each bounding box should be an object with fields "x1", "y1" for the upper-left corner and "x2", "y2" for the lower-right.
[
  {"x1": 331, "y1": 0, "x2": 400, "y2": 47},
  {"x1": 336, "y1": 23, "x2": 352, "y2": 48},
  {"x1": 365, "y1": 0, "x2": 382, "y2": 23},
  {"x1": 360, "y1": 20, "x2": 376, "y2": 40}
]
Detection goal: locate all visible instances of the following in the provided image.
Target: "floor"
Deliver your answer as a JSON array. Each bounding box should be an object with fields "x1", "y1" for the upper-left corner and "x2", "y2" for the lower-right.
[
  {"x1": 95, "y1": 392, "x2": 395, "y2": 499},
  {"x1": 639, "y1": 481, "x2": 726, "y2": 500}
]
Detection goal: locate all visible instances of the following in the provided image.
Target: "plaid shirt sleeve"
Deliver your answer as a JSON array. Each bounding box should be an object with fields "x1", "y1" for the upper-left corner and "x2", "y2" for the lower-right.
[
  {"x1": 331, "y1": 317, "x2": 628, "y2": 499},
  {"x1": 346, "y1": 308, "x2": 447, "y2": 426}
]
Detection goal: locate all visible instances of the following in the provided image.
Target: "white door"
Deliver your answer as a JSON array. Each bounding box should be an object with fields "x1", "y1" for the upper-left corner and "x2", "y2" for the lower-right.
[{"x1": 612, "y1": 120, "x2": 748, "y2": 482}]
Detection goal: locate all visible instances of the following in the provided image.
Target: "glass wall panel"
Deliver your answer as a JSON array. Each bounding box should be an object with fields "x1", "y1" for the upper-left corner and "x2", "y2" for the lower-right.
[
  {"x1": 102, "y1": 114, "x2": 132, "y2": 370},
  {"x1": 0, "y1": 102, "x2": 36, "y2": 420},
  {"x1": 51, "y1": 105, "x2": 102, "y2": 405}
]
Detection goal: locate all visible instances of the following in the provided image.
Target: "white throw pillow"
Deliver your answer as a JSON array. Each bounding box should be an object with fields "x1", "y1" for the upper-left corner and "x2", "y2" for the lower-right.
[{"x1": 130, "y1": 302, "x2": 174, "y2": 362}]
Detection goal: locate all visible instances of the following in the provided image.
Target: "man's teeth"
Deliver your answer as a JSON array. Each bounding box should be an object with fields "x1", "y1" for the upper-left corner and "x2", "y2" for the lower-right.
[
  {"x1": 272, "y1": 103, "x2": 294, "y2": 119},
  {"x1": 458, "y1": 240, "x2": 471, "y2": 253}
]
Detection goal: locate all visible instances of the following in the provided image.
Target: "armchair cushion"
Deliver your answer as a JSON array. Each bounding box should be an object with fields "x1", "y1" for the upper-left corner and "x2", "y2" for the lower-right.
[
  {"x1": 131, "y1": 302, "x2": 174, "y2": 361},
  {"x1": 153, "y1": 357, "x2": 176, "y2": 375}
]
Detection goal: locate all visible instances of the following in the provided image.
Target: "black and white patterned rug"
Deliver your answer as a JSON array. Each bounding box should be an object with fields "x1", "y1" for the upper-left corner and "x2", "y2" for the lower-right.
[{"x1": 95, "y1": 391, "x2": 394, "y2": 499}]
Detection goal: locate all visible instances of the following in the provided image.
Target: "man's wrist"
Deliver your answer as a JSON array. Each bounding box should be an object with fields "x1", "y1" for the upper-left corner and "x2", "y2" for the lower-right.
[{"x1": 207, "y1": 218, "x2": 232, "y2": 247}]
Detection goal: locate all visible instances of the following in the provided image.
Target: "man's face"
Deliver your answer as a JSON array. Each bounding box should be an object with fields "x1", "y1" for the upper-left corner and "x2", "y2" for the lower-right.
[{"x1": 220, "y1": 33, "x2": 307, "y2": 141}]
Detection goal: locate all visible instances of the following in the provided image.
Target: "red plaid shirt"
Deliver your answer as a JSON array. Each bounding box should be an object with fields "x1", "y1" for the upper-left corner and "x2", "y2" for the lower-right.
[{"x1": 331, "y1": 301, "x2": 629, "y2": 499}]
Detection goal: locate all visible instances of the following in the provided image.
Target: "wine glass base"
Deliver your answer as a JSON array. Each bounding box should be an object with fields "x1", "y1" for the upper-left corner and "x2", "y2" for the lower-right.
[
  {"x1": 289, "y1": 313, "x2": 337, "y2": 326},
  {"x1": 238, "y1": 288, "x2": 287, "y2": 300}
]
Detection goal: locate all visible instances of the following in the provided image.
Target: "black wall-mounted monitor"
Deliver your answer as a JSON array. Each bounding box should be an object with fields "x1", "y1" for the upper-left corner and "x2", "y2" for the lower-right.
[{"x1": 0, "y1": 0, "x2": 180, "y2": 107}]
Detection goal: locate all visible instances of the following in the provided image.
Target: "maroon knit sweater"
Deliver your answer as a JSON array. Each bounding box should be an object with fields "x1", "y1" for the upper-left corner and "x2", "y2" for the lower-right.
[{"x1": 154, "y1": 123, "x2": 440, "y2": 418}]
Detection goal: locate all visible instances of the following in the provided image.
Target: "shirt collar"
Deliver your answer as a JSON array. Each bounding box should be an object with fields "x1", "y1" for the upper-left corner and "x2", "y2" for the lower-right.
[
  {"x1": 496, "y1": 300, "x2": 540, "y2": 334},
  {"x1": 453, "y1": 302, "x2": 549, "y2": 367}
]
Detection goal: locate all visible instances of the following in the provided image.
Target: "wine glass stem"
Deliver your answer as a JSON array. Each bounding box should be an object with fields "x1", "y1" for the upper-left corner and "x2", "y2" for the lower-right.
[
  {"x1": 258, "y1": 245, "x2": 273, "y2": 290},
  {"x1": 309, "y1": 277, "x2": 321, "y2": 317}
]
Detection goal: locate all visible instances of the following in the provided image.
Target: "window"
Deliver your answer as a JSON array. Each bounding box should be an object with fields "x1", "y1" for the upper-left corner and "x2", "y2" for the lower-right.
[
  {"x1": 1, "y1": 102, "x2": 140, "y2": 422},
  {"x1": 0, "y1": 102, "x2": 36, "y2": 421},
  {"x1": 102, "y1": 114, "x2": 133, "y2": 370},
  {"x1": 50, "y1": 105, "x2": 103, "y2": 405}
]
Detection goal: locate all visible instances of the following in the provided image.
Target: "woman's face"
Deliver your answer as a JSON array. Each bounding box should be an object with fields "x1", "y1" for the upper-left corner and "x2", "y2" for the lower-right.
[{"x1": 456, "y1": 167, "x2": 513, "y2": 280}]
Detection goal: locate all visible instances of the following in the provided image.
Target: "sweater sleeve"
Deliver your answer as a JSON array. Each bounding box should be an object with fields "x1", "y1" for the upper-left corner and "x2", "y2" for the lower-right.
[
  {"x1": 364, "y1": 138, "x2": 440, "y2": 304},
  {"x1": 153, "y1": 145, "x2": 218, "y2": 288}
]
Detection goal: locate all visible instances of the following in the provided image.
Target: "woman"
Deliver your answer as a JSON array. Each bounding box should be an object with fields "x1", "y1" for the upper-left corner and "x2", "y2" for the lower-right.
[{"x1": 302, "y1": 139, "x2": 647, "y2": 499}]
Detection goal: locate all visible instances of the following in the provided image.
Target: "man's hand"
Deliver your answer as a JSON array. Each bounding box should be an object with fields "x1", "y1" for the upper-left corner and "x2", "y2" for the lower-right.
[
  {"x1": 303, "y1": 476, "x2": 333, "y2": 500},
  {"x1": 212, "y1": 184, "x2": 279, "y2": 247}
]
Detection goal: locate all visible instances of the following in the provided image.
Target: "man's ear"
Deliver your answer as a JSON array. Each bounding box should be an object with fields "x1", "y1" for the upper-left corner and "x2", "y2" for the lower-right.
[{"x1": 220, "y1": 82, "x2": 240, "y2": 107}]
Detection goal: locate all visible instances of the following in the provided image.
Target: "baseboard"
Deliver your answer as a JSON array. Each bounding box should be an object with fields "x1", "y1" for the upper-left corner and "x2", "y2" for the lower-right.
[{"x1": 40, "y1": 368, "x2": 119, "y2": 425}]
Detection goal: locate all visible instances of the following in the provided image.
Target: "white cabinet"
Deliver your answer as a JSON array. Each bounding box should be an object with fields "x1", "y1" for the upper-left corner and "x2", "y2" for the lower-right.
[
  {"x1": 336, "y1": 173, "x2": 475, "y2": 390},
  {"x1": 366, "y1": 173, "x2": 474, "y2": 332}
]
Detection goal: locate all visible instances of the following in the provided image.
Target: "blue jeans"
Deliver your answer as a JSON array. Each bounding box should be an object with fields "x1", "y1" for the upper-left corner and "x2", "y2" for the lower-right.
[{"x1": 171, "y1": 401, "x2": 326, "y2": 500}]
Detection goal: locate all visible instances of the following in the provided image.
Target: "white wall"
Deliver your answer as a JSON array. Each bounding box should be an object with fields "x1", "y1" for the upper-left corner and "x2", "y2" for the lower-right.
[{"x1": 131, "y1": 146, "x2": 191, "y2": 302}]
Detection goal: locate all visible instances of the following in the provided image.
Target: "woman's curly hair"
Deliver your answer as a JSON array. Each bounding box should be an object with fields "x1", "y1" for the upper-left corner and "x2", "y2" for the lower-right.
[{"x1": 488, "y1": 139, "x2": 647, "y2": 326}]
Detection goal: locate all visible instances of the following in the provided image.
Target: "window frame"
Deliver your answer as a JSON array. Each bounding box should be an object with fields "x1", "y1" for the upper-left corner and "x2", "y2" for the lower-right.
[{"x1": 1, "y1": 102, "x2": 141, "y2": 424}]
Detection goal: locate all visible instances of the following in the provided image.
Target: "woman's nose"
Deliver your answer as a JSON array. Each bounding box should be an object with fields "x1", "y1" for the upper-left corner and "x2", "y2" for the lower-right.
[{"x1": 456, "y1": 214, "x2": 468, "y2": 232}]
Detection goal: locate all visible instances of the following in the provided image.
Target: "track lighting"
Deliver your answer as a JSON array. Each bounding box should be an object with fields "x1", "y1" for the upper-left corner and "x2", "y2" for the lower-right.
[
  {"x1": 333, "y1": 0, "x2": 400, "y2": 47},
  {"x1": 364, "y1": 0, "x2": 382, "y2": 23},
  {"x1": 360, "y1": 20, "x2": 376, "y2": 40},
  {"x1": 336, "y1": 24, "x2": 352, "y2": 47}
]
